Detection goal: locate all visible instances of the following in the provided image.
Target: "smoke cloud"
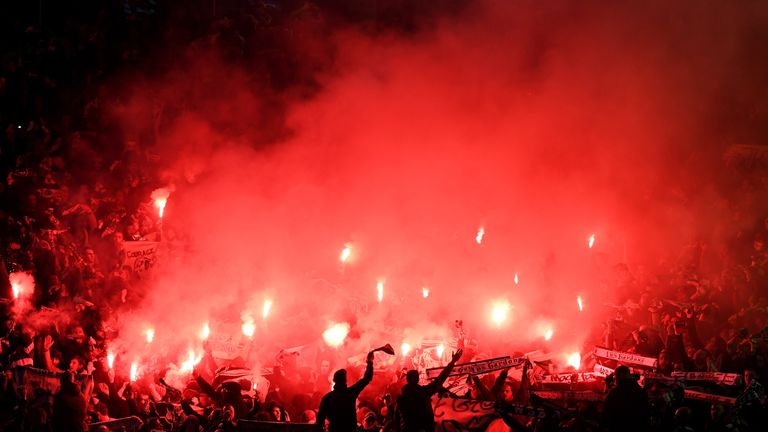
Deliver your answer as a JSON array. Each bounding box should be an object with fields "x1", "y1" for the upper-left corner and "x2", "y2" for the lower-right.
[{"x1": 103, "y1": 0, "x2": 768, "y2": 372}]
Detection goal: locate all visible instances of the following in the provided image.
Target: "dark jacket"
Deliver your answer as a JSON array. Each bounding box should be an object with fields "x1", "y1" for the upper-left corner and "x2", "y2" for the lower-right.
[
  {"x1": 52, "y1": 381, "x2": 87, "y2": 432},
  {"x1": 601, "y1": 378, "x2": 650, "y2": 432},
  {"x1": 317, "y1": 361, "x2": 374, "y2": 432}
]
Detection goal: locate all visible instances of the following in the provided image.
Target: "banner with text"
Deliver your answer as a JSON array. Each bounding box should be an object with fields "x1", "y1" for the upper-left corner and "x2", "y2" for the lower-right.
[
  {"x1": 593, "y1": 347, "x2": 657, "y2": 368},
  {"x1": 427, "y1": 356, "x2": 525, "y2": 380}
]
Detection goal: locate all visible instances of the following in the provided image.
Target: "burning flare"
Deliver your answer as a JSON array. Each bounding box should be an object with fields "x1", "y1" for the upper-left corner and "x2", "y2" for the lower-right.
[
  {"x1": 151, "y1": 187, "x2": 171, "y2": 218},
  {"x1": 422, "y1": 287, "x2": 430, "y2": 298},
  {"x1": 544, "y1": 328, "x2": 554, "y2": 341},
  {"x1": 130, "y1": 361, "x2": 139, "y2": 382},
  {"x1": 145, "y1": 328, "x2": 155, "y2": 344},
  {"x1": 401, "y1": 342, "x2": 412, "y2": 356},
  {"x1": 180, "y1": 350, "x2": 203, "y2": 373},
  {"x1": 242, "y1": 318, "x2": 256, "y2": 338},
  {"x1": 490, "y1": 300, "x2": 511, "y2": 327},
  {"x1": 577, "y1": 296, "x2": 584, "y2": 312},
  {"x1": 588, "y1": 234, "x2": 596, "y2": 249},
  {"x1": 567, "y1": 352, "x2": 581, "y2": 370},
  {"x1": 107, "y1": 351, "x2": 115, "y2": 369},
  {"x1": 514, "y1": 273, "x2": 519, "y2": 285},
  {"x1": 340, "y1": 243, "x2": 352, "y2": 263},
  {"x1": 377, "y1": 281, "x2": 384, "y2": 303},
  {"x1": 201, "y1": 322, "x2": 210, "y2": 340},
  {"x1": 9, "y1": 272, "x2": 33, "y2": 300},
  {"x1": 476, "y1": 227, "x2": 485, "y2": 244},
  {"x1": 436, "y1": 344, "x2": 445, "y2": 358},
  {"x1": 262, "y1": 299, "x2": 273, "y2": 319},
  {"x1": 322, "y1": 322, "x2": 350, "y2": 348}
]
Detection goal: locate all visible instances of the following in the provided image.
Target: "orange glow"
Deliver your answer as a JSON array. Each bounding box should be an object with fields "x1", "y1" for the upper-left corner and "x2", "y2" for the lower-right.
[
  {"x1": 490, "y1": 300, "x2": 511, "y2": 327},
  {"x1": 322, "y1": 322, "x2": 350, "y2": 348},
  {"x1": 436, "y1": 343, "x2": 445, "y2": 358},
  {"x1": 180, "y1": 349, "x2": 203, "y2": 373},
  {"x1": 567, "y1": 352, "x2": 581, "y2": 369},
  {"x1": 476, "y1": 226, "x2": 485, "y2": 244},
  {"x1": 401, "y1": 342, "x2": 412, "y2": 356},
  {"x1": 130, "y1": 361, "x2": 139, "y2": 382},
  {"x1": 242, "y1": 319, "x2": 255, "y2": 337},
  {"x1": 340, "y1": 243, "x2": 352, "y2": 262}
]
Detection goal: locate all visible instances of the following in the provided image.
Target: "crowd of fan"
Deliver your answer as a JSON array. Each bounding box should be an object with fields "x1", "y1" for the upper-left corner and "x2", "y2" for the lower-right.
[{"x1": 1, "y1": 1, "x2": 768, "y2": 432}]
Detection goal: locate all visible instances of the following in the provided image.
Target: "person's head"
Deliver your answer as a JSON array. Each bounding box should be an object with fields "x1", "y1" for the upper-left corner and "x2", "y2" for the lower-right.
[
  {"x1": 69, "y1": 355, "x2": 85, "y2": 372},
  {"x1": 333, "y1": 369, "x2": 347, "y2": 388},
  {"x1": 363, "y1": 412, "x2": 377, "y2": 430},
  {"x1": 301, "y1": 409, "x2": 317, "y2": 423},
  {"x1": 271, "y1": 405, "x2": 282, "y2": 421},
  {"x1": 84, "y1": 248, "x2": 96, "y2": 264},
  {"x1": 614, "y1": 365, "x2": 633, "y2": 386},
  {"x1": 95, "y1": 403, "x2": 109, "y2": 421},
  {"x1": 745, "y1": 369, "x2": 758, "y2": 385},
  {"x1": 405, "y1": 370, "x2": 419, "y2": 385},
  {"x1": 320, "y1": 360, "x2": 331, "y2": 375},
  {"x1": 710, "y1": 404, "x2": 725, "y2": 421},
  {"x1": 658, "y1": 350, "x2": 671, "y2": 369},
  {"x1": 223, "y1": 404, "x2": 235, "y2": 422},
  {"x1": 501, "y1": 383, "x2": 514, "y2": 403},
  {"x1": 69, "y1": 325, "x2": 86, "y2": 343},
  {"x1": 693, "y1": 349, "x2": 710, "y2": 369},
  {"x1": 674, "y1": 406, "x2": 692, "y2": 426}
]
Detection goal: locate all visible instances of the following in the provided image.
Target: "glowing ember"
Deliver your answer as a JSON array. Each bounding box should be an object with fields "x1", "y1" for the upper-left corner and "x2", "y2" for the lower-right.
[
  {"x1": 151, "y1": 188, "x2": 171, "y2": 218},
  {"x1": 201, "y1": 322, "x2": 210, "y2": 340},
  {"x1": 242, "y1": 319, "x2": 256, "y2": 337},
  {"x1": 577, "y1": 296, "x2": 584, "y2": 311},
  {"x1": 180, "y1": 350, "x2": 203, "y2": 373},
  {"x1": 11, "y1": 282, "x2": 20, "y2": 299},
  {"x1": 322, "y1": 322, "x2": 350, "y2": 348},
  {"x1": 340, "y1": 243, "x2": 352, "y2": 263},
  {"x1": 588, "y1": 234, "x2": 596, "y2": 249},
  {"x1": 490, "y1": 300, "x2": 511, "y2": 327},
  {"x1": 422, "y1": 287, "x2": 430, "y2": 298},
  {"x1": 145, "y1": 328, "x2": 155, "y2": 344},
  {"x1": 377, "y1": 281, "x2": 384, "y2": 303},
  {"x1": 401, "y1": 342, "x2": 412, "y2": 356},
  {"x1": 475, "y1": 227, "x2": 485, "y2": 244},
  {"x1": 567, "y1": 352, "x2": 581, "y2": 369},
  {"x1": 436, "y1": 343, "x2": 445, "y2": 358},
  {"x1": 107, "y1": 352, "x2": 115, "y2": 369},
  {"x1": 130, "y1": 361, "x2": 139, "y2": 382},
  {"x1": 514, "y1": 273, "x2": 519, "y2": 285},
  {"x1": 262, "y1": 299, "x2": 273, "y2": 319},
  {"x1": 544, "y1": 328, "x2": 554, "y2": 341}
]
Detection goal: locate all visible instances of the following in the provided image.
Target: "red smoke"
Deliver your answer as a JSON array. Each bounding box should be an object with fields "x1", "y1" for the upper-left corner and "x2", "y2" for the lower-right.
[{"x1": 102, "y1": 0, "x2": 768, "y2": 376}]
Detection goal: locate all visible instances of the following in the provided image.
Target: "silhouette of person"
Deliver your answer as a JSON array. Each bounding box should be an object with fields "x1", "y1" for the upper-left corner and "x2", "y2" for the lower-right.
[
  {"x1": 397, "y1": 349, "x2": 463, "y2": 432},
  {"x1": 317, "y1": 350, "x2": 375, "y2": 432}
]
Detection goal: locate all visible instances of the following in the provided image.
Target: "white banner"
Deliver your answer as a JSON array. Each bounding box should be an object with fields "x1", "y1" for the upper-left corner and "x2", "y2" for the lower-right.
[
  {"x1": 209, "y1": 322, "x2": 249, "y2": 361},
  {"x1": 426, "y1": 356, "x2": 525, "y2": 379},
  {"x1": 593, "y1": 364, "x2": 614, "y2": 377},
  {"x1": 535, "y1": 372, "x2": 601, "y2": 384},
  {"x1": 432, "y1": 396, "x2": 498, "y2": 432},
  {"x1": 123, "y1": 241, "x2": 159, "y2": 274},
  {"x1": 593, "y1": 347, "x2": 657, "y2": 368},
  {"x1": 684, "y1": 389, "x2": 736, "y2": 406},
  {"x1": 672, "y1": 372, "x2": 741, "y2": 386},
  {"x1": 532, "y1": 391, "x2": 605, "y2": 402}
]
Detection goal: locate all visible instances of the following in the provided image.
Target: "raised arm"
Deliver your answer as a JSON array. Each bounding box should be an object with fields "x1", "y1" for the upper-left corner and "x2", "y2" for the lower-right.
[
  {"x1": 350, "y1": 351, "x2": 375, "y2": 395},
  {"x1": 427, "y1": 349, "x2": 464, "y2": 394}
]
